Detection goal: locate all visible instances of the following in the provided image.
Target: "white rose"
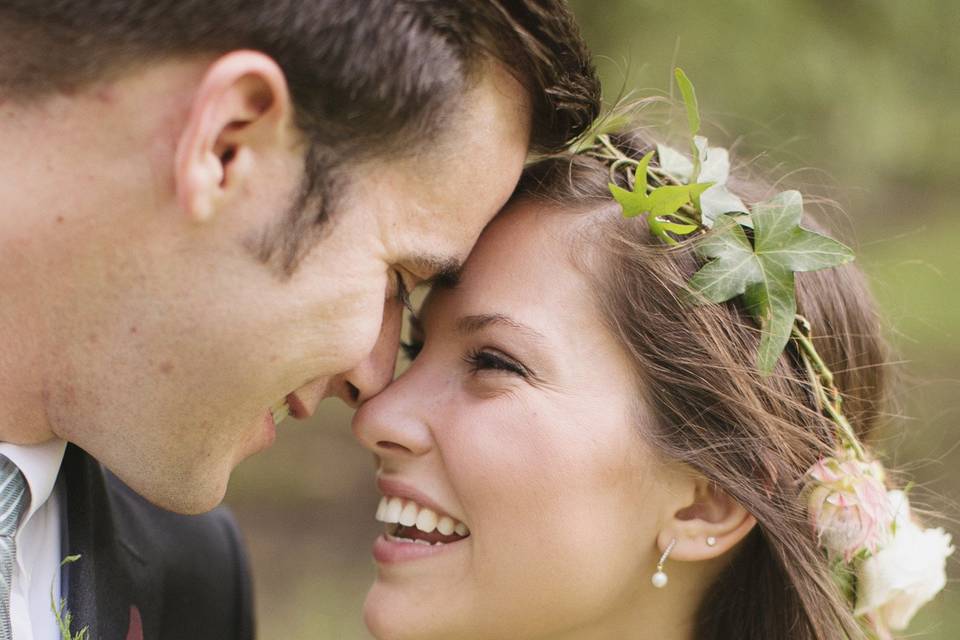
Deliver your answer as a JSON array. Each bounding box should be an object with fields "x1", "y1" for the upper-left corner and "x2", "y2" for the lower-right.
[{"x1": 854, "y1": 491, "x2": 954, "y2": 630}]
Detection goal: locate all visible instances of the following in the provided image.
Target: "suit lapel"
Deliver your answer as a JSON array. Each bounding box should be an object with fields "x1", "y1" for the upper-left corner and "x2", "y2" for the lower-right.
[{"x1": 59, "y1": 445, "x2": 158, "y2": 639}]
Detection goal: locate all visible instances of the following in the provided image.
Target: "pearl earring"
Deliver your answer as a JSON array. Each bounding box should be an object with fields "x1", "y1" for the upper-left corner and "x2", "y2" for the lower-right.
[
  {"x1": 706, "y1": 536, "x2": 717, "y2": 547},
  {"x1": 651, "y1": 538, "x2": 677, "y2": 589}
]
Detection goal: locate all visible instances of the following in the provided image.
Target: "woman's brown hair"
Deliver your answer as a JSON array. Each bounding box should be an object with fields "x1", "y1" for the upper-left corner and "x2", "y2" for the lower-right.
[{"x1": 517, "y1": 129, "x2": 891, "y2": 639}]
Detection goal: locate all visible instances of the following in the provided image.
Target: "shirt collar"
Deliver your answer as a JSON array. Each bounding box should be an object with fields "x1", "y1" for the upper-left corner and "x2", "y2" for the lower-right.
[{"x1": 0, "y1": 438, "x2": 67, "y2": 524}]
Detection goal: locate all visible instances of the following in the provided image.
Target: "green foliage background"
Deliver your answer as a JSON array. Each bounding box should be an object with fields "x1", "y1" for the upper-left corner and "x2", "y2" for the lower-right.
[{"x1": 225, "y1": 2, "x2": 960, "y2": 637}]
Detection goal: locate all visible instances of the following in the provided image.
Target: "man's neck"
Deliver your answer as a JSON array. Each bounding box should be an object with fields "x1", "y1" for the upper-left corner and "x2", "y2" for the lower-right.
[{"x1": 0, "y1": 296, "x2": 55, "y2": 445}]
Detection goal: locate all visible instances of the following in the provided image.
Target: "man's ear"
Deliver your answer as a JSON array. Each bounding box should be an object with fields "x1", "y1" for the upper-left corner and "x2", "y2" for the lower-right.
[
  {"x1": 658, "y1": 477, "x2": 757, "y2": 562},
  {"x1": 174, "y1": 50, "x2": 294, "y2": 223}
]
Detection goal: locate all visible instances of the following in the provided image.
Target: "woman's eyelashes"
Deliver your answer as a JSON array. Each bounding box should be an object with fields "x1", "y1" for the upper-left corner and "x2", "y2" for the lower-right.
[
  {"x1": 463, "y1": 348, "x2": 528, "y2": 377},
  {"x1": 399, "y1": 337, "x2": 529, "y2": 379}
]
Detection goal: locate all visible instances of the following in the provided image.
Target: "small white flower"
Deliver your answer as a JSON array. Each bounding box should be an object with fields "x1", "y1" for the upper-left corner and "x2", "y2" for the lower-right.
[
  {"x1": 854, "y1": 491, "x2": 954, "y2": 630},
  {"x1": 656, "y1": 137, "x2": 747, "y2": 227}
]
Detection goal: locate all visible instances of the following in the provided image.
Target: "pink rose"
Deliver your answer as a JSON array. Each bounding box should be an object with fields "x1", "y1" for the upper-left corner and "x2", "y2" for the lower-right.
[{"x1": 806, "y1": 455, "x2": 891, "y2": 562}]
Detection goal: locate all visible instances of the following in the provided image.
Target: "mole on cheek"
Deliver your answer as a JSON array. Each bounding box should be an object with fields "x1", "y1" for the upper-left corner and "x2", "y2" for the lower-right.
[{"x1": 160, "y1": 361, "x2": 175, "y2": 375}]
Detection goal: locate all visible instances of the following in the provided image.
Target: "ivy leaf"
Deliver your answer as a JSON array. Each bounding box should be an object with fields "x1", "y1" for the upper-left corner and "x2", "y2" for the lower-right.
[
  {"x1": 675, "y1": 67, "x2": 702, "y2": 179},
  {"x1": 656, "y1": 143, "x2": 693, "y2": 181},
  {"x1": 647, "y1": 185, "x2": 700, "y2": 216},
  {"x1": 609, "y1": 183, "x2": 644, "y2": 218},
  {"x1": 751, "y1": 191, "x2": 855, "y2": 272},
  {"x1": 648, "y1": 218, "x2": 699, "y2": 245},
  {"x1": 687, "y1": 191, "x2": 854, "y2": 374},
  {"x1": 675, "y1": 67, "x2": 700, "y2": 137},
  {"x1": 744, "y1": 261, "x2": 797, "y2": 375},
  {"x1": 699, "y1": 185, "x2": 748, "y2": 227},
  {"x1": 609, "y1": 151, "x2": 655, "y2": 218}
]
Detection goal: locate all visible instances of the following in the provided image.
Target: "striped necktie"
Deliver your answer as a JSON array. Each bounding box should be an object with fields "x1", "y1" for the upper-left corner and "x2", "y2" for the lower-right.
[{"x1": 0, "y1": 456, "x2": 29, "y2": 640}]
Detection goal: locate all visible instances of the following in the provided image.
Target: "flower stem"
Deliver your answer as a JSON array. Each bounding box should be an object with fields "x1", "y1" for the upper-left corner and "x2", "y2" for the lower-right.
[{"x1": 792, "y1": 316, "x2": 867, "y2": 460}]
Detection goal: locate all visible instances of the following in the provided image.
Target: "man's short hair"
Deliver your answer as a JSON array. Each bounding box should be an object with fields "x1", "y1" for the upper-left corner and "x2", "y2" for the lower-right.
[{"x1": 1, "y1": 0, "x2": 600, "y2": 271}]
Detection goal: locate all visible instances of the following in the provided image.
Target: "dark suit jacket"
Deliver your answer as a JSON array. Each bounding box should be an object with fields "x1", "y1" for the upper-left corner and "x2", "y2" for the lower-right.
[{"x1": 56, "y1": 444, "x2": 255, "y2": 640}]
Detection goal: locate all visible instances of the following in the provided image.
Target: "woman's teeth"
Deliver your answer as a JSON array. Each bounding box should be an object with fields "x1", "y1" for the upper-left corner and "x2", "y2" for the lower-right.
[
  {"x1": 270, "y1": 398, "x2": 290, "y2": 425},
  {"x1": 375, "y1": 496, "x2": 470, "y2": 543}
]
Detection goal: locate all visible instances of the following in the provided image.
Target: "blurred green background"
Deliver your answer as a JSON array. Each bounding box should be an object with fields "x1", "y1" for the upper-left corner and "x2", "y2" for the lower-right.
[{"x1": 225, "y1": 1, "x2": 960, "y2": 637}]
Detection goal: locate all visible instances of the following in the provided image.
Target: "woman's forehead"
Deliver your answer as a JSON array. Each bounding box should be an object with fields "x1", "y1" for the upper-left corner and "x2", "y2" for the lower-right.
[{"x1": 418, "y1": 202, "x2": 595, "y2": 335}]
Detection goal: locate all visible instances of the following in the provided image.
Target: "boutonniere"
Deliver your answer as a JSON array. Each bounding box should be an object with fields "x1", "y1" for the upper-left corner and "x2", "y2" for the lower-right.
[{"x1": 50, "y1": 555, "x2": 89, "y2": 640}]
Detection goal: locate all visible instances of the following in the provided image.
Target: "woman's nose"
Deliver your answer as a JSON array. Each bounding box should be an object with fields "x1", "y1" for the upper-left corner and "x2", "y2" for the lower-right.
[{"x1": 351, "y1": 364, "x2": 434, "y2": 461}]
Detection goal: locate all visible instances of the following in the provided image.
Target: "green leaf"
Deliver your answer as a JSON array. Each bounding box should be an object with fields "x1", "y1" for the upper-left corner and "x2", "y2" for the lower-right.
[
  {"x1": 688, "y1": 181, "x2": 714, "y2": 214},
  {"x1": 609, "y1": 182, "x2": 646, "y2": 218},
  {"x1": 649, "y1": 218, "x2": 698, "y2": 244},
  {"x1": 743, "y1": 262, "x2": 797, "y2": 375},
  {"x1": 700, "y1": 184, "x2": 748, "y2": 227},
  {"x1": 752, "y1": 191, "x2": 855, "y2": 272},
  {"x1": 656, "y1": 143, "x2": 693, "y2": 181},
  {"x1": 647, "y1": 185, "x2": 697, "y2": 217},
  {"x1": 675, "y1": 67, "x2": 700, "y2": 136},
  {"x1": 687, "y1": 191, "x2": 855, "y2": 375},
  {"x1": 687, "y1": 216, "x2": 760, "y2": 303},
  {"x1": 59, "y1": 554, "x2": 82, "y2": 567},
  {"x1": 609, "y1": 151, "x2": 655, "y2": 218}
]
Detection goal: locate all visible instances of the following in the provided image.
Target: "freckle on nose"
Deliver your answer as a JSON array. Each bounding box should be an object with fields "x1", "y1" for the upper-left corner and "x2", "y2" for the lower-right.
[{"x1": 160, "y1": 361, "x2": 174, "y2": 375}]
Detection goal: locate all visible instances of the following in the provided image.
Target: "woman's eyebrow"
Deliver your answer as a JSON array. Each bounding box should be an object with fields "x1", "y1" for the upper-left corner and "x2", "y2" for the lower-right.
[{"x1": 456, "y1": 314, "x2": 546, "y2": 343}]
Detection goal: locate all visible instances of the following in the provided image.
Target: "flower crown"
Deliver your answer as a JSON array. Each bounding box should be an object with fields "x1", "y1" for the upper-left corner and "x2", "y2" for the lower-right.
[{"x1": 573, "y1": 69, "x2": 953, "y2": 638}]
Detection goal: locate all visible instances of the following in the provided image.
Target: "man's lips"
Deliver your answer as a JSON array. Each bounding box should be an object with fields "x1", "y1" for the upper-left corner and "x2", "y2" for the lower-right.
[{"x1": 285, "y1": 392, "x2": 310, "y2": 419}]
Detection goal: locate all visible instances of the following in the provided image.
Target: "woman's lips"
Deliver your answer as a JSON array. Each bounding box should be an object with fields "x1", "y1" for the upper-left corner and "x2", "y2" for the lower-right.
[
  {"x1": 371, "y1": 478, "x2": 471, "y2": 565},
  {"x1": 376, "y1": 478, "x2": 464, "y2": 523},
  {"x1": 372, "y1": 531, "x2": 467, "y2": 564}
]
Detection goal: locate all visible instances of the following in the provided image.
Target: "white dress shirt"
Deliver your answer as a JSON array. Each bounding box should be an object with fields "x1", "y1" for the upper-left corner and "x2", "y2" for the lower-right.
[{"x1": 0, "y1": 438, "x2": 66, "y2": 640}]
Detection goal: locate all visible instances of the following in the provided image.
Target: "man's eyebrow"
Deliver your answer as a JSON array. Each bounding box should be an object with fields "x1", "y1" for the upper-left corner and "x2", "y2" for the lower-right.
[
  {"x1": 407, "y1": 255, "x2": 462, "y2": 288},
  {"x1": 456, "y1": 314, "x2": 546, "y2": 342}
]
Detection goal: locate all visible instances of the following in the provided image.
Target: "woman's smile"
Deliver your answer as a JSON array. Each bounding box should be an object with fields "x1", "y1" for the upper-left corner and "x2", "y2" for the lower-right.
[{"x1": 372, "y1": 477, "x2": 471, "y2": 564}]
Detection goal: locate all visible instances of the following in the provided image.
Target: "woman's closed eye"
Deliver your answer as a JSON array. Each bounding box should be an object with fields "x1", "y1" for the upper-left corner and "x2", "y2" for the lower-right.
[
  {"x1": 399, "y1": 338, "x2": 530, "y2": 379},
  {"x1": 463, "y1": 348, "x2": 528, "y2": 377}
]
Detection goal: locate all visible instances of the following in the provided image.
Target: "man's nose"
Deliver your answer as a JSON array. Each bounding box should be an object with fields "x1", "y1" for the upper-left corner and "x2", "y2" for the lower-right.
[{"x1": 328, "y1": 299, "x2": 402, "y2": 408}]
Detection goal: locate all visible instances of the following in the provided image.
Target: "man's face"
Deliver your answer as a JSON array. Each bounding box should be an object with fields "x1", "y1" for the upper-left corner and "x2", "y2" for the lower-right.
[{"x1": 36, "y1": 59, "x2": 531, "y2": 513}]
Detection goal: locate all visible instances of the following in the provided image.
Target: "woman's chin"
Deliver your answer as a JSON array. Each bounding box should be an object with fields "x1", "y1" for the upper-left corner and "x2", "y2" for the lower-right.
[{"x1": 363, "y1": 582, "x2": 464, "y2": 640}]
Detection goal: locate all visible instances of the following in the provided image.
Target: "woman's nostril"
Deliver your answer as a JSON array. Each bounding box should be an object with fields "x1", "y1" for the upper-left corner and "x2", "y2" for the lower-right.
[{"x1": 377, "y1": 441, "x2": 412, "y2": 454}]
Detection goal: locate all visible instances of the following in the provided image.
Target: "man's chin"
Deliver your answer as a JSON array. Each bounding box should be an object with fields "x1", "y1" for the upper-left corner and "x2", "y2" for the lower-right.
[
  {"x1": 230, "y1": 408, "x2": 279, "y2": 466},
  {"x1": 112, "y1": 462, "x2": 232, "y2": 515}
]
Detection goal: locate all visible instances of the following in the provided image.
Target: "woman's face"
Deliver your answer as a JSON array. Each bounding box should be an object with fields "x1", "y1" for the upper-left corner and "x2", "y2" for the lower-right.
[{"x1": 352, "y1": 201, "x2": 680, "y2": 640}]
